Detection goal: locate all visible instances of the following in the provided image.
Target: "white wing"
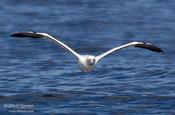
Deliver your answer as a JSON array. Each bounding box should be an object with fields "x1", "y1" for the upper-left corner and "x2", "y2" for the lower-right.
[
  {"x1": 11, "y1": 31, "x2": 81, "y2": 59},
  {"x1": 96, "y1": 41, "x2": 163, "y2": 61}
]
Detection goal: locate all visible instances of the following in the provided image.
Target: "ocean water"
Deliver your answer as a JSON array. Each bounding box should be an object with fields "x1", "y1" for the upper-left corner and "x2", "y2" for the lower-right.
[{"x1": 0, "y1": 0, "x2": 175, "y2": 114}]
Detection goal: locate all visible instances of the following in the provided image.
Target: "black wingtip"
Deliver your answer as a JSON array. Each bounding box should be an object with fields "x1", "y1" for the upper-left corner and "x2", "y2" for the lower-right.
[
  {"x1": 146, "y1": 43, "x2": 164, "y2": 53},
  {"x1": 11, "y1": 33, "x2": 26, "y2": 37},
  {"x1": 11, "y1": 32, "x2": 43, "y2": 38},
  {"x1": 135, "y1": 42, "x2": 164, "y2": 53}
]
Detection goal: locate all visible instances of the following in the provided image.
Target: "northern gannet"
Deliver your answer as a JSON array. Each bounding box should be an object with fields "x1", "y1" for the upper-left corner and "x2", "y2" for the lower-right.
[{"x1": 11, "y1": 32, "x2": 163, "y2": 72}]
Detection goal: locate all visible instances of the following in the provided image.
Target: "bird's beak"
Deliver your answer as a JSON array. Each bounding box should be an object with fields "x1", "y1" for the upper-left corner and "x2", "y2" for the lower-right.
[
  {"x1": 89, "y1": 60, "x2": 96, "y2": 66},
  {"x1": 89, "y1": 62, "x2": 94, "y2": 66}
]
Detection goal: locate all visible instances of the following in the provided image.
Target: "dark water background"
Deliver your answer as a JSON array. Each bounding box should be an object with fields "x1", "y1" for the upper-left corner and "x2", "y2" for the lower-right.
[{"x1": 0, "y1": 0, "x2": 175, "y2": 114}]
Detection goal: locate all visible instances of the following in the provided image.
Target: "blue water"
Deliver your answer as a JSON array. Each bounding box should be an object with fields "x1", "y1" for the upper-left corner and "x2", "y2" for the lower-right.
[{"x1": 0, "y1": 0, "x2": 175, "y2": 114}]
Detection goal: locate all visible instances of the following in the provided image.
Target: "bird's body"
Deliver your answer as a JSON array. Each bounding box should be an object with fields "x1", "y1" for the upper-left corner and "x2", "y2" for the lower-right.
[
  {"x1": 11, "y1": 31, "x2": 163, "y2": 72},
  {"x1": 78, "y1": 55, "x2": 97, "y2": 72}
]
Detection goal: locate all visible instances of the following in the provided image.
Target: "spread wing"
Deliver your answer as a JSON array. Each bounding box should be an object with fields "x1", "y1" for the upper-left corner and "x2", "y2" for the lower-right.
[
  {"x1": 96, "y1": 42, "x2": 163, "y2": 61},
  {"x1": 11, "y1": 31, "x2": 81, "y2": 59}
]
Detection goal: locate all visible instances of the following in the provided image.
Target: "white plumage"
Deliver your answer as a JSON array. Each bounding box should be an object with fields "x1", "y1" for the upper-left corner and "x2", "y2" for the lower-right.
[{"x1": 11, "y1": 31, "x2": 163, "y2": 72}]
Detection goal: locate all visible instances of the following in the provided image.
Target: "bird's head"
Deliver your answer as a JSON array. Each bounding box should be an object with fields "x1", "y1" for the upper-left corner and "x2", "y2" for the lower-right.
[{"x1": 86, "y1": 55, "x2": 96, "y2": 66}]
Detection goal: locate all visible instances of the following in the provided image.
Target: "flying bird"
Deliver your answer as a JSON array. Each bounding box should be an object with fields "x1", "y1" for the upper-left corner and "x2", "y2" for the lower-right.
[{"x1": 11, "y1": 32, "x2": 163, "y2": 72}]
